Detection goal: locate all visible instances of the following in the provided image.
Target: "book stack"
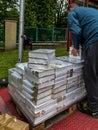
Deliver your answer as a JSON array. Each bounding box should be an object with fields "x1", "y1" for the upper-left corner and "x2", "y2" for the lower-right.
[
  {"x1": 8, "y1": 67, "x2": 57, "y2": 125},
  {"x1": 24, "y1": 98, "x2": 57, "y2": 125},
  {"x1": 28, "y1": 49, "x2": 55, "y2": 69},
  {"x1": 66, "y1": 75, "x2": 82, "y2": 93},
  {"x1": 23, "y1": 66, "x2": 55, "y2": 105},
  {"x1": 8, "y1": 49, "x2": 86, "y2": 126},
  {"x1": 56, "y1": 56, "x2": 85, "y2": 92},
  {"x1": 63, "y1": 86, "x2": 86, "y2": 109},
  {"x1": 52, "y1": 59, "x2": 73, "y2": 99}
]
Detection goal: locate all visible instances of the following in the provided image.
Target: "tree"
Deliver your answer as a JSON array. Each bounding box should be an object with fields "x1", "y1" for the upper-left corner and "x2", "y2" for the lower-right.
[
  {"x1": 24, "y1": 0, "x2": 57, "y2": 27},
  {"x1": 0, "y1": 0, "x2": 19, "y2": 28},
  {"x1": 24, "y1": 0, "x2": 68, "y2": 28},
  {"x1": 55, "y1": 0, "x2": 68, "y2": 27},
  {"x1": 0, "y1": 0, "x2": 68, "y2": 28}
]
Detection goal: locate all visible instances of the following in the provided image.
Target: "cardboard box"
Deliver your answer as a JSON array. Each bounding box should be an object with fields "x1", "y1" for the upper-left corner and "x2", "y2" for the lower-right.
[{"x1": 0, "y1": 114, "x2": 29, "y2": 130}]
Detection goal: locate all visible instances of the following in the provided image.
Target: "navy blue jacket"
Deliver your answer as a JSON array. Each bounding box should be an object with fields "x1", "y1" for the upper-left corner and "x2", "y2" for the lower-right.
[{"x1": 67, "y1": 6, "x2": 98, "y2": 49}]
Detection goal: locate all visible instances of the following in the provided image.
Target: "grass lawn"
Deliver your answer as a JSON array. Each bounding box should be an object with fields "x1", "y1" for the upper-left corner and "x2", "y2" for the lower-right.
[{"x1": 0, "y1": 48, "x2": 68, "y2": 79}]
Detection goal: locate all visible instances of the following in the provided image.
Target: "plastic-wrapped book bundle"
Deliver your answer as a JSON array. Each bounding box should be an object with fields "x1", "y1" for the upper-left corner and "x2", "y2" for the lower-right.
[
  {"x1": 57, "y1": 56, "x2": 84, "y2": 66},
  {"x1": 66, "y1": 76, "x2": 78, "y2": 92},
  {"x1": 52, "y1": 59, "x2": 73, "y2": 78},
  {"x1": 23, "y1": 79, "x2": 34, "y2": 94},
  {"x1": 8, "y1": 63, "x2": 27, "y2": 91},
  {"x1": 8, "y1": 49, "x2": 86, "y2": 126},
  {"x1": 56, "y1": 56, "x2": 84, "y2": 77},
  {"x1": 56, "y1": 56, "x2": 85, "y2": 93},
  {"x1": 15, "y1": 62, "x2": 27, "y2": 75},
  {"x1": 69, "y1": 46, "x2": 84, "y2": 60},
  {"x1": 28, "y1": 49, "x2": 55, "y2": 69},
  {"x1": 52, "y1": 59, "x2": 73, "y2": 99},
  {"x1": 24, "y1": 99, "x2": 57, "y2": 125},
  {"x1": 9, "y1": 71, "x2": 23, "y2": 90},
  {"x1": 23, "y1": 66, "x2": 55, "y2": 105},
  {"x1": 56, "y1": 86, "x2": 86, "y2": 112},
  {"x1": 24, "y1": 66, "x2": 54, "y2": 84},
  {"x1": 8, "y1": 68, "x2": 16, "y2": 83},
  {"x1": 63, "y1": 86, "x2": 86, "y2": 109},
  {"x1": 8, "y1": 84, "x2": 16, "y2": 96}
]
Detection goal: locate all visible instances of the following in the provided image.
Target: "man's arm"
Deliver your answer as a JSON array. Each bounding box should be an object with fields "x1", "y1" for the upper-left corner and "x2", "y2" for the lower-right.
[{"x1": 67, "y1": 11, "x2": 82, "y2": 49}]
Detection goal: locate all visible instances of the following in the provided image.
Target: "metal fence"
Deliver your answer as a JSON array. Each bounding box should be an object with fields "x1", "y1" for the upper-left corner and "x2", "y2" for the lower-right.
[
  {"x1": 23, "y1": 27, "x2": 67, "y2": 43},
  {"x1": 0, "y1": 27, "x2": 67, "y2": 47}
]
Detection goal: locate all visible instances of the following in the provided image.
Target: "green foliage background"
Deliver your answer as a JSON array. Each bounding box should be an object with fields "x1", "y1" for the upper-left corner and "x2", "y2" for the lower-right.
[{"x1": 0, "y1": 0, "x2": 68, "y2": 28}]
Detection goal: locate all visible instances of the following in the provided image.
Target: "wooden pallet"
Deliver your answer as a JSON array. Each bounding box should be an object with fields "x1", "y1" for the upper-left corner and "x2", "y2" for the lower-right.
[{"x1": 14, "y1": 101, "x2": 77, "y2": 130}]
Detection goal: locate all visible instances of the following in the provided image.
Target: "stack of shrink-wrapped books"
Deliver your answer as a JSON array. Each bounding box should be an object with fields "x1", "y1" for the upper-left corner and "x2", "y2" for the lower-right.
[{"x1": 8, "y1": 49, "x2": 86, "y2": 126}]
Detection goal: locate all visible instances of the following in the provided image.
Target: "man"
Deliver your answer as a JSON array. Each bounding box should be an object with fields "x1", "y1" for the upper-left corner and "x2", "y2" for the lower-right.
[
  {"x1": 21, "y1": 34, "x2": 32, "y2": 50},
  {"x1": 67, "y1": 3, "x2": 98, "y2": 118}
]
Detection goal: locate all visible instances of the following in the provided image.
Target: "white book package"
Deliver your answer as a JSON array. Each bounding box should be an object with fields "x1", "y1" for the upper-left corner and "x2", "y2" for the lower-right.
[
  {"x1": 15, "y1": 62, "x2": 27, "y2": 75},
  {"x1": 28, "y1": 64, "x2": 50, "y2": 70},
  {"x1": 26, "y1": 102, "x2": 57, "y2": 120},
  {"x1": 52, "y1": 89, "x2": 67, "y2": 99},
  {"x1": 66, "y1": 75, "x2": 79, "y2": 85},
  {"x1": 52, "y1": 84, "x2": 66, "y2": 94},
  {"x1": 22, "y1": 89, "x2": 33, "y2": 101},
  {"x1": 34, "y1": 80, "x2": 54, "y2": 89},
  {"x1": 55, "y1": 75, "x2": 67, "y2": 84},
  {"x1": 22, "y1": 84, "x2": 34, "y2": 95},
  {"x1": 52, "y1": 59, "x2": 73, "y2": 78},
  {"x1": 10, "y1": 71, "x2": 23, "y2": 90},
  {"x1": 69, "y1": 46, "x2": 84, "y2": 60},
  {"x1": 25, "y1": 98, "x2": 57, "y2": 113},
  {"x1": 10, "y1": 88, "x2": 26, "y2": 109},
  {"x1": 54, "y1": 79, "x2": 67, "y2": 88},
  {"x1": 66, "y1": 83, "x2": 79, "y2": 93},
  {"x1": 8, "y1": 68, "x2": 16, "y2": 83},
  {"x1": 28, "y1": 49, "x2": 55, "y2": 69},
  {"x1": 73, "y1": 66, "x2": 83, "y2": 76},
  {"x1": 33, "y1": 95, "x2": 52, "y2": 105},
  {"x1": 24, "y1": 67, "x2": 54, "y2": 84},
  {"x1": 26, "y1": 107, "x2": 57, "y2": 125},
  {"x1": 28, "y1": 49, "x2": 55, "y2": 60},
  {"x1": 28, "y1": 58, "x2": 53, "y2": 65},
  {"x1": 63, "y1": 87, "x2": 86, "y2": 109},
  {"x1": 33, "y1": 89, "x2": 52, "y2": 100},
  {"x1": 57, "y1": 56, "x2": 84, "y2": 64},
  {"x1": 27, "y1": 67, "x2": 54, "y2": 78},
  {"x1": 23, "y1": 79, "x2": 34, "y2": 89},
  {"x1": 33, "y1": 85, "x2": 53, "y2": 94}
]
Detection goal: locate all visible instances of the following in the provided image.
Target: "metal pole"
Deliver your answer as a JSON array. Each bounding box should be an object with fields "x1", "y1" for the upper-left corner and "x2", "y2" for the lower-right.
[{"x1": 18, "y1": 0, "x2": 25, "y2": 63}]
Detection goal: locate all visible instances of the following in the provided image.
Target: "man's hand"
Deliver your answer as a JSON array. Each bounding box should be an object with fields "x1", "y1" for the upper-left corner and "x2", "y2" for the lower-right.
[{"x1": 71, "y1": 47, "x2": 79, "y2": 56}]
